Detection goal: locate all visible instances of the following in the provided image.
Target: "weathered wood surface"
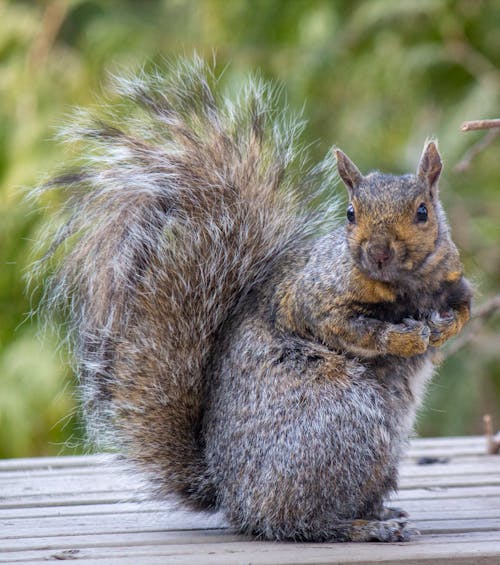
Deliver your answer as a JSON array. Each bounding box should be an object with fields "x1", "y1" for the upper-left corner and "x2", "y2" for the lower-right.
[{"x1": 1, "y1": 436, "x2": 499, "y2": 564}]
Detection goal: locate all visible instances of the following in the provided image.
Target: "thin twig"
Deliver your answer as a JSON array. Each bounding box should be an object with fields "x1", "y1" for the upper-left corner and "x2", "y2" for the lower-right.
[
  {"x1": 461, "y1": 119, "x2": 500, "y2": 132},
  {"x1": 455, "y1": 129, "x2": 500, "y2": 172},
  {"x1": 473, "y1": 295, "x2": 500, "y2": 319}
]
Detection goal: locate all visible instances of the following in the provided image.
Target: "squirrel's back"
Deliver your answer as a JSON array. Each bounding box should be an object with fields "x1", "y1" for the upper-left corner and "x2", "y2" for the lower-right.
[{"x1": 38, "y1": 57, "x2": 338, "y2": 508}]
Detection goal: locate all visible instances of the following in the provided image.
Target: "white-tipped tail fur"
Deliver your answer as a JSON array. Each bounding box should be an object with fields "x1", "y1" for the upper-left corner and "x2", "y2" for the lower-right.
[{"x1": 36, "y1": 56, "x2": 339, "y2": 507}]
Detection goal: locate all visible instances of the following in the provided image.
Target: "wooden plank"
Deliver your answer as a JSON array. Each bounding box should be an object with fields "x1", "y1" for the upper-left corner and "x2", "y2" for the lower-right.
[
  {"x1": 0, "y1": 467, "x2": 130, "y2": 481},
  {"x1": 0, "y1": 529, "x2": 497, "y2": 555},
  {"x1": 0, "y1": 491, "x2": 141, "y2": 509},
  {"x1": 3, "y1": 481, "x2": 498, "y2": 512},
  {"x1": 0, "y1": 473, "x2": 143, "y2": 497},
  {"x1": 399, "y1": 461, "x2": 500, "y2": 477},
  {"x1": 0, "y1": 501, "x2": 164, "y2": 519},
  {"x1": 1, "y1": 509, "x2": 228, "y2": 539},
  {"x1": 393, "y1": 485, "x2": 500, "y2": 501},
  {"x1": 0, "y1": 454, "x2": 115, "y2": 471},
  {"x1": 399, "y1": 474, "x2": 500, "y2": 489},
  {"x1": 1, "y1": 512, "x2": 497, "y2": 539},
  {"x1": 416, "y1": 517, "x2": 500, "y2": 533},
  {"x1": 0, "y1": 454, "x2": 491, "y2": 479},
  {"x1": 0, "y1": 528, "x2": 241, "y2": 553},
  {"x1": 2, "y1": 533, "x2": 500, "y2": 565},
  {"x1": 1, "y1": 458, "x2": 496, "y2": 484},
  {"x1": 402, "y1": 495, "x2": 500, "y2": 514},
  {"x1": 0, "y1": 436, "x2": 487, "y2": 472},
  {"x1": 2, "y1": 510, "x2": 499, "y2": 533},
  {"x1": 2, "y1": 494, "x2": 499, "y2": 537},
  {"x1": 0, "y1": 544, "x2": 499, "y2": 565},
  {"x1": 407, "y1": 436, "x2": 487, "y2": 448},
  {"x1": 2, "y1": 484, "x2": 500, "y2": 520},
  {"x1": 405, "y1": 445, "x2": 486, "y2": 458},
  {"x1": 0, "y1": 464, "x2": 500, "y2": 500},
  {"x1": 405, "y1": 436, "x2": 487, "y2": 459},
  {"x1": 416, "y1": 436, "x2": 485, "y2": 446},
  {"x1": 2, "y1": 480, "x2": 499, "y2": 512},
  {"x1": 0, "y1": 528, "x2": 465, "y2": 552},
  {"x1": 2, "y1": 506, "x2": 498, "y2": 541}
]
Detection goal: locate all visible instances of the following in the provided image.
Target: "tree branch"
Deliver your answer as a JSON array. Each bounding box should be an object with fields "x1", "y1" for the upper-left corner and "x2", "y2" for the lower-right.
[
  {"x1": 455, "y1": 129, "x2": 499, "y2": 172},
  {"x1": 461, "y1": 119, "x2": 500, "y2": 132}
]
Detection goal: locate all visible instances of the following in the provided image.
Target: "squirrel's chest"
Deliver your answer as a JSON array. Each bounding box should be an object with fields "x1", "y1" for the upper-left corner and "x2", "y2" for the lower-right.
[{"x1": 362, "y1": 290, "x2": 451, "y2": 324}]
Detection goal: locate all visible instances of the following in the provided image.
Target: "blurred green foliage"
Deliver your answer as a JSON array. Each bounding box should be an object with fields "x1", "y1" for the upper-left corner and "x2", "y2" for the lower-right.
[{"x1": 0, "y1": 0, "x2": 499, "y2": 457}]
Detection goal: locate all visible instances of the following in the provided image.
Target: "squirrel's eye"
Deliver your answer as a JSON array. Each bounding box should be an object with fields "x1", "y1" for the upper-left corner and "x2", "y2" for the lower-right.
[
  {"x1": 416, "y1": 203, "x2": 428, "y2": 223},
  {"x1": 346, "y1": 204, "x2": 355, "y2": 223}
]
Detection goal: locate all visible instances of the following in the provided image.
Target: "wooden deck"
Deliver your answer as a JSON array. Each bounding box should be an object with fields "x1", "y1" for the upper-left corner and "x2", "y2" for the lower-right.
[{"x1": 1, "y1": 436, "x2": 499, "y2": 564}]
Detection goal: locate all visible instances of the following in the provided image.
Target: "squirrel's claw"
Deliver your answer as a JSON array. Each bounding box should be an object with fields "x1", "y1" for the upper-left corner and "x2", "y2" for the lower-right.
[{"x1": 428, "y1": 311, "x2": 458, "y2": 346}]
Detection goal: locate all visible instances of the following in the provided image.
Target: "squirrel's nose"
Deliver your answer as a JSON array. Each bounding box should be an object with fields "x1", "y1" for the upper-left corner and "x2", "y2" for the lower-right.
[{"x1": 367, "y1": 244, "x2": 394, "y2": 268}]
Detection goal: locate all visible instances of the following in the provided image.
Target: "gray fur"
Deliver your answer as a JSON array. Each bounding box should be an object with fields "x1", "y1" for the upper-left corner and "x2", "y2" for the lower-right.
[{"x1": 37, "y1": 58, "x2": 472, "y2": 542}]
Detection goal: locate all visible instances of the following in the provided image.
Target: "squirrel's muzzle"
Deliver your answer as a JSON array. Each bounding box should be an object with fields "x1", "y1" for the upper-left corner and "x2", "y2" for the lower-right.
[{"x1": 367, "y1": 244, "x2": 395, "y2": 270}]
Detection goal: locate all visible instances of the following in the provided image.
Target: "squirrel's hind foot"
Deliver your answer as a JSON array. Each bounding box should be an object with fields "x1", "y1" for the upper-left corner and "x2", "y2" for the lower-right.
[{"x1": 344, "y1": 517, "x2": 419, "y2": 542}]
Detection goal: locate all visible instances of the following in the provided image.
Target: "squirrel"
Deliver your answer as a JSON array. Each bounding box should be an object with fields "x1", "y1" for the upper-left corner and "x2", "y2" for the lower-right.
[{"x1": 39, "y1": 57, "x2": 472, "y2": 543}]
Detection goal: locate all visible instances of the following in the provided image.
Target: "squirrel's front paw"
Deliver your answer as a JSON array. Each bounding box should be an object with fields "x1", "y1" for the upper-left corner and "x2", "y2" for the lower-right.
[
  {"x1": 384, "y1": 319, "x2": 430, "y2": 357},
  {"x1": 428, "y1": 311, "x2": 458, "y2": 347}
]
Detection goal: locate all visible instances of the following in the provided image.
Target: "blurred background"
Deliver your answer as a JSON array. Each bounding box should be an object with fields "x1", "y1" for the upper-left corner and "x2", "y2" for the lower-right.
[{"x1": 0, "y1": 0, "x2": 499, "y2": 458}]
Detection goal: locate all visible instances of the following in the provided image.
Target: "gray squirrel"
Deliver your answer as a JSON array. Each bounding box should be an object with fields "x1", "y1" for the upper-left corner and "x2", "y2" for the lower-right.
[{"x1": 39, "y1": 57, "x2": 472, "y2": 542}]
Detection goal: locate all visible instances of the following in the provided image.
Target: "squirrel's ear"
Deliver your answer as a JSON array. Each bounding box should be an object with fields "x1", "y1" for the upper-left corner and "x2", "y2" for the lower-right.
[
  {"x1": 417, "y1": 141, "x2": 442, "y2": 197},
  {"x1": 335, "y1": 149, "x2": 364, "y2": 193}
]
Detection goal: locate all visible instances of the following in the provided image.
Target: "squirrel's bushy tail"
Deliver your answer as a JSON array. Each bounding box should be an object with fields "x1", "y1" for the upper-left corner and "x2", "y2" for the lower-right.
[{"x1": 37, "y1": 57, "x2": 337, "y2": 507}]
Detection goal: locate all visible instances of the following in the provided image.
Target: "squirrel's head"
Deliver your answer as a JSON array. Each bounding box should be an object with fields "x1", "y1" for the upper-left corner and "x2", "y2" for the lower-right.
[{"x1": 335, "y1": 141, "x2": 445, "y2": 284}]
